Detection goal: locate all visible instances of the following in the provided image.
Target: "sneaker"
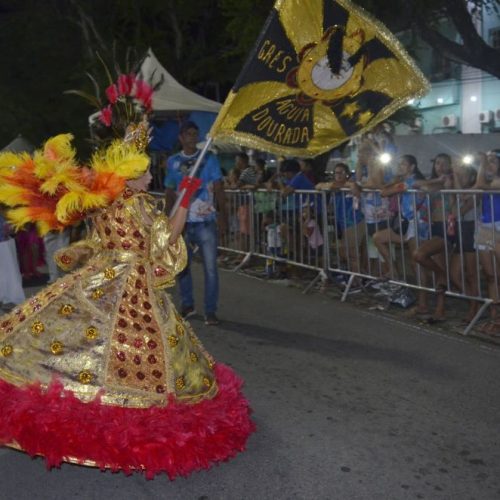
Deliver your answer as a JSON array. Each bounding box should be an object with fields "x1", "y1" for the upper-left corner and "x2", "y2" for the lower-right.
[
  {"x1": 204, "y1": 313, "x2": 220, "y2": 326},
  {"x1": 181, "y1": 306, "x2": 196, "y2": 319}
]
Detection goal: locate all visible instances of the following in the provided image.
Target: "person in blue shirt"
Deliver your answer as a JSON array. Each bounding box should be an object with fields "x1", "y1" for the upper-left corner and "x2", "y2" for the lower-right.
[{"x1": 164, "y1": 121, "x2": 227, "y2": 325}]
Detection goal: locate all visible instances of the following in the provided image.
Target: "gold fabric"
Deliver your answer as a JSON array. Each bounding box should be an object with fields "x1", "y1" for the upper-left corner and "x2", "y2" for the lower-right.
[
  {"x1": 0, "y1": 188, "x2": 217, "y2": 408},
  {"x1": 210, "y1": 0, "x2": 429, "y2": 157}
]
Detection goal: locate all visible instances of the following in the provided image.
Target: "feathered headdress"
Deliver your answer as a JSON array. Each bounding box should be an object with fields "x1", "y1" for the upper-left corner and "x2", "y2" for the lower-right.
[{"x1": 0, "y1": 133, "x2": 149, "y2": 235}]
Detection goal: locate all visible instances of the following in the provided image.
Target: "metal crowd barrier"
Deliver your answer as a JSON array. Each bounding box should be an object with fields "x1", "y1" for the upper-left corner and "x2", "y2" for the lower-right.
[{"x1": 152, "y1": 188, "x2": 500, "y2": 336}]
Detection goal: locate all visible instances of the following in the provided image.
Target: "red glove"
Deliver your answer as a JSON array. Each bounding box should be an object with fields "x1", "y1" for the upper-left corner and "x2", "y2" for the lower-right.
[{"x1": 179, "y1": 176, "x2": 202, "y2": 208}]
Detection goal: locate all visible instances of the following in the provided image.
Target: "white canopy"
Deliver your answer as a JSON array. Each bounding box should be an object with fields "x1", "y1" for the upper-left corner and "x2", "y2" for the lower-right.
[{"x1": 139, "y1": 49, "x2": 222, "y2": 113}]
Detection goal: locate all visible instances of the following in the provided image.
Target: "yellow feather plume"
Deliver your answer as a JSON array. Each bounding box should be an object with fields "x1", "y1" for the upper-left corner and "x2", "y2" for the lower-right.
[
  {"x1": 91, "y1": 140, "x2": 149, "y2": 179},
  {"x1": 40, "y1": 171, "x2": 84, "y2": 195},
  {"x1": 43, "y1": 134, "x2": 76, "y2": 162},
  {"x1": 80, "y1": 191, "x2": 109, "y2": 210},
  {"x1": 0, "y1": 185, "x2": 31, "y2": 207},
  {"x1": 6, "y1": 207, "x2": 34, "y2": 230},
  {"x1": 36, "y1": 220, "x2": 54, "y2": 236},
  {"x1": 55, "y1": 192, "x2": 84, "y2": 222},
  {"x1": 0, "y1": 152, "x2": 31, "y2": 176}
]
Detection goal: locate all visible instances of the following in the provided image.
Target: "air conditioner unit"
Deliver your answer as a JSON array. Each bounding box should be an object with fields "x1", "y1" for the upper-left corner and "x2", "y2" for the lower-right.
[
  {"x1": 479, "y1": 110, "x2": 494, "y2": 123},
  {"x1": 495, "y1": 109, "x2": 500, "y2": 121},
  {"x1": 441, "y1": 114, "x2": 458, "y2": 128}
]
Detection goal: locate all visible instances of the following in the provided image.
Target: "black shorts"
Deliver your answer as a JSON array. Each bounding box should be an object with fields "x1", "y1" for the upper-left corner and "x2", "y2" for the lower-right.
[
  {"x1": 367, "y1": 220, "x2": 388, "y2": 237},
  {"x1": 456, "y1": 220, "x2": 475, "y2": 253}
]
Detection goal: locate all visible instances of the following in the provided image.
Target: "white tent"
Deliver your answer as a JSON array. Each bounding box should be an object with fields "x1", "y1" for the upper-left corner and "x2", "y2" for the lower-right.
[{"x1": 139, "y1": 49, "x2": 222, "y2": 113}]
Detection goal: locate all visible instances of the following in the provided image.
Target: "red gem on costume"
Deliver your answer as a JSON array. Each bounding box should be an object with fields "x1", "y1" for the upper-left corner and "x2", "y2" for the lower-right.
[
  {"x1": 133, "y1": 354, "x2": 141, "y2": 365},
  {"x1": 118, "y1": 318, "x2": 127, "y2": 328},
  {"x1": 104, "y1": 227, "x2": 111, "y2": 235},
  {"x1": 152, "y1": 370, "x2": 162, "y2": 379},
  {"x1": 135, "y1": 279, "x2": 143, "y2": 289},
  {"x1": 143, "y1": 314, "x2": 152, "y2": 323},
  {"x1": 117, "y1": 228, "x2": 125, "y2": 237},
  {"x1": 156, "y1": 385, "x2": 165, "y2": 393},
  {"x1": 133, "y1": 230, "x2": 142, "y2": 238},
  {"x1": 131, "y1": 295, "x2": 138, "y2": 304},
  {"x1": 139, "y1": 241, "x2": 145, "y2": 250},
  {"x1": 146, "y1": 327, "x2": 156, "y2": 334},
  {"x1": 122, "y1": 241, "x2": 131, "y2": 250},
  {"x1": 122, "y1": 291, "x2": 128, "y2": 298},
  {"x1": 147, "y1": 354, "x2": 157, "y2": 364},
  {"x1": 119, "y1": 305, "x2": 126, "y2": 313},
  {"x1": 116, "y1": 216, "x2": 124, "y2": 223},
  {"x1": 118, "y1": 368, "x2": 127, "y2": 378},
  {"x1": 117, "y1": 333, "x2": 127, "y2": 343},
  {"x1": 116, "y1": 351, "x2": 126, "y2": 362},
  {"x1": 133, "y1": 322, "x2": 142, "y2": 331},
  {"x1": 60, "y1": 254, "x2": 72, "y2": 264},
  {"x1": 19, "y1": 315, "x2": 25, "y2": 322},
  {"x1": 101, "y1": 214, "x2": 108, "y2": 220},
  {"x1": 143, "y1": 302, "x2": 151, "y2": 310},
  {"x1": 137, "y1": 265, "x2": 145, "y2": 275},
  {"x1": 136, "y1": 371, "x2": 145, "y2": 380},
  {"x1": 33, "y1": 304, "x2": 41, "y2": 312},
  {"x1": 147, "y1": 340, "x2": 157, "y2": 349},
  {"x1": 107, "y1": 242, "x2": 115, "y2": 249},
  {"x1": 129, "y1": 309, "x2": 138, "y2": 318},
  {"x1": 154, "y1": 266, "x2": 167, "y2": 277},
  {"x1": 133, "y1": 338, "x2": 143, "y2": 348},
  {"x1": 123, "y1": 189, "x2": 133, "y2": 199},
  {"x1": 1, "y1": 321, "x2": 10, "y2": 328}
]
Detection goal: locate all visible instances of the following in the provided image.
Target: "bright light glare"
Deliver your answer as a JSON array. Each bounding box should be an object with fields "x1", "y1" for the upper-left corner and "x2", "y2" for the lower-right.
[
  {"x1": 470, "y1": 95, "x2": 477, "y2": 102},
  {"x1": 379, "y1": 153, "x2": 392, "y2": 165},
  {"x1": 463, "y1": 154, "x2": 474, "y2": 165},
  {"x1": 437, "y1": 97, "x2": 444, "y2": 104},
  {"x1": 408, "y1": 99, "x2": 415, "y2": 105}
]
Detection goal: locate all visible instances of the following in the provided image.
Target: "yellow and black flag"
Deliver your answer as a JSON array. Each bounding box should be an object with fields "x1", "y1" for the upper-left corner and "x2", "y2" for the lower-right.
[{"x1": 210, "y1": 0, "x2": 429, "y2": 157}]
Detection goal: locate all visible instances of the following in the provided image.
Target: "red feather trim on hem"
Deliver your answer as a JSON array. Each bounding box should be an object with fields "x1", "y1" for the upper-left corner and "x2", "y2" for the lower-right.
[{"x1": 0, "y1": 364, "x2": 255, "y2": 479}]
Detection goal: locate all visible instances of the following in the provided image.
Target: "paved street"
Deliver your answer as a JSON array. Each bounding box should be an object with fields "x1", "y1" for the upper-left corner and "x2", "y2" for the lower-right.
[{"x1": 1, "y1": 264, "x2": 500, "y2": 500}]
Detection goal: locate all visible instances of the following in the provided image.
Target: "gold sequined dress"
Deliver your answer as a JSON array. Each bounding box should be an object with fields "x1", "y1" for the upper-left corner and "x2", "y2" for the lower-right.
[{"x1": 0, "y1": 188, "x2": 254, "y2": 479}]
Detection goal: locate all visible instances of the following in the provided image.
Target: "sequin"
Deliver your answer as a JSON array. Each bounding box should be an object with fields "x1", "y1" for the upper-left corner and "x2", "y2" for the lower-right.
[
  {"x1": 152, "y1": 369, "x2": 162, "y2": 379},
  {"x1": 104, "y1": 267, "x2": 116, "y2": 279},
  {"x1": 131, "y1": 295, "x2": 138, "y2": 304},
  {"x1": 138, "y1": 241, "x2": 146, "y2": 250},
  {"x1": 118, "y1": 368, "x2": 127, "y2": 378},
  {"x1": 146, "y1": 326, "x2": 156, "y2": 333},
  {"x1": 143, "y1": 301, "x2": 152, "y2": 310},
  {"x1": 122, "y1": 241, "x2": 132, "y2": 250},
  {"x1": 175, "y1": 376, "x2": 185, "y2": 390},
  {"x1": 168, "y1": 335, "x2": 178, "y2": 347},
  {"x1": 107, "y1": 242, "x2": 115, "y2": 249},
  {"x1": 116, "y1": 216, "x2": 124, "y2": 224},
  {"x1": 60, "y1": 254, "x2": 72, "y2": 265},
  {"x1": 133, "y1": 230, "x2": 142, "y2": 238},
  {"x1": 92, "y1": 288, "x2": 105, "y2": 300},
  {"x1": 147, "y1": 354, "x2": 157, "y2": 364},
  {"x1": 156, "y1": 385, "x2": 165, "y2": 393},
  {"x1": 143, "y1": 314, "x2": 152, "y2": 323},
  {"x1": 117, "y1": 333, "x2": 127, "y2": 343},
  {"x1": 154, "y1": 266, "x2": 167, "y2": 277},
  {"x1": 137, "y1": 265, "x2": 145, "y2": 275},
  {"x1": 85, "y1": 326, "x2": 99, "y2": 340},
  {"x1": 203, "y1": 377, "x2": 211, "y2": 388},
  {"x1": 50, "y1": 341, "x2": 64, "y2": 355},
  {"x1": 31, "y1": 321, "x2": 45, "y2": 336},
  {"x1": 133, "y1": 322, "x2": 142, "y2": 331},
  {"x1": 104, "y1": 227, "x2": 111, "y2": 236},
  {"x1": 135, "y1": 279, "x2": 143, "y2": 289},
  {"x1": 176, "y1": 324, "x2": 185, "y2": 336},
  {"x1": 190, "y1": 352, "x2": 198, "y2": 362},
  {"x1": 136, "y1": 371, "x2": 145, "y2": 380},
  {"x1": 133, "y1": 338, "x2": 143, "y2": 348},
  {"x1": 129, "y1": 309, "x2": 138, "y2": 318},
  {"x1": 208, "y1": 360, "x2": 215, "y2": 369},
  {"x1": 59, "y1": 304, "x2": 74, "y2": 315},
  {"x1": 133, "y1": 355, "x2": 141, "y2": 365},
  {"x1": 118, "y1": 318, "x2": 127, "y2": 328},
  {"x1": 1, "y1": 345, "x2": 13, "y2": 357},
  {"x1": 78, "y1": 370, "x2": 93, "y2": 384},
  {"x1": 117, "y1": 228, "x2": 126, "y2": 237},
  {"x1": 147, "y1": 340, "x2": 157, "y2": 349},
  {"x1": 122, "y1": 291, "x2": 128, "y2": 298},
  {"x1": 118, "y1": 305, "x2": 126, "y2": 313}
]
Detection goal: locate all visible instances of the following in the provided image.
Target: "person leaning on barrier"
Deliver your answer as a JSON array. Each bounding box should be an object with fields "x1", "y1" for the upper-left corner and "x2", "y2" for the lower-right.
[
  {"x1": 371, "y1": 155, "x2": 428, "y2": 303},
  {"x1": 470, "y1": 150, "x2": 500, "y2": 334},
  {"x1": 316, "y1": 162, "x2": 365, "y2": 280}
]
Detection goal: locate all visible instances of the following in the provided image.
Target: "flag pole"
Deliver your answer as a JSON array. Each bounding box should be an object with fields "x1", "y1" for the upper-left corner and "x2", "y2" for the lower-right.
[{"x1": 169, "y1": 136, "x2": 213, "y2": 217}]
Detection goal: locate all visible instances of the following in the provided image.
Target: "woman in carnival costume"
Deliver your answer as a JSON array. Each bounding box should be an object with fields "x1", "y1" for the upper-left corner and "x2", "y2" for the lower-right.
[{"x1": 0, "y1": 121, "x2": 254, "y2": 478}]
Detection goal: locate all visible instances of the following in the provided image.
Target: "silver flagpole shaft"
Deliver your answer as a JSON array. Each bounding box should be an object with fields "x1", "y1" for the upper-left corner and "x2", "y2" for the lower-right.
[{"x1": 169, "y1": 136, "x2": 214, "y2": 217}]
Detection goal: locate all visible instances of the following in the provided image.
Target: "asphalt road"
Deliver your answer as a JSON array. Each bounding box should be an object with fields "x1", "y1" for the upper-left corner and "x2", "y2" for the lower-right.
[{"x1": 1, "y1": 264, "x2": 500, "y2": 500}]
